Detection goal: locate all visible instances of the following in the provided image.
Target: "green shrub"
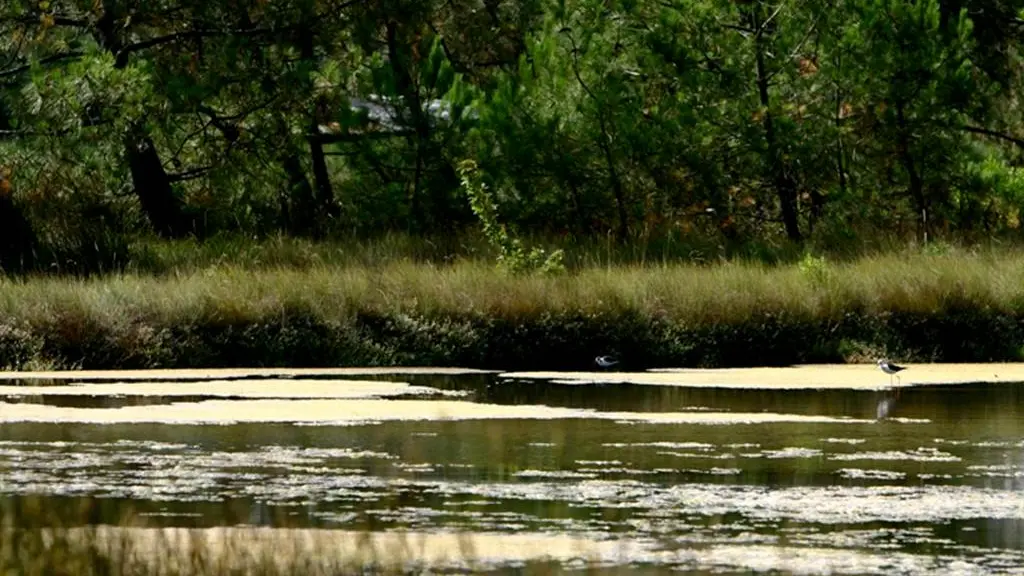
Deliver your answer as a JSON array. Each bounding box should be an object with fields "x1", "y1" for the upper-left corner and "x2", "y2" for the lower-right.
[{"x1": 457, "y1": 160, "x2": 565, "y2": 275}]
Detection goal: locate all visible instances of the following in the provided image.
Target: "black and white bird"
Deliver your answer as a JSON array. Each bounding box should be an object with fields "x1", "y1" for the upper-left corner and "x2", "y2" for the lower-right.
[
  {"x1": 877, "y1": 359, "x2": 907, "y2": 387},
  {"x1": 595, "y1": 355, "x2": 619, "y2": 369}
]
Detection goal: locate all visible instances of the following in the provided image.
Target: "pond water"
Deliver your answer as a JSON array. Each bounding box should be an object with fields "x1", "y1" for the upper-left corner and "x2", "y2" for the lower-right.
[{"x1": 0, "y1": 369, "x2": 1023, "y2": 574}]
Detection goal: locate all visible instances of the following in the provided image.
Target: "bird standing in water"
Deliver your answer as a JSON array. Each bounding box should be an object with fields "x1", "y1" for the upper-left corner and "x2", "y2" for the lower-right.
[{"x1": 877, "y1": 359, "x2": 907, "y2": 387}]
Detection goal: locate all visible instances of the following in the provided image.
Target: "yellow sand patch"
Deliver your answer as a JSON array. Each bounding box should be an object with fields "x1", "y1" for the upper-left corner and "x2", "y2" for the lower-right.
[
  {"x1": 0, "y1": 379, "x2": 463, "y2": 399},
  {"x1": 0, "y1": 367, "x2": 494, "y2": 382},
  {"x1": 501, "y1": 363, "x2": 1024, "y2": 390},
  {"x1": 0, "y1": 398, "x2": 873, "y2": 425}
]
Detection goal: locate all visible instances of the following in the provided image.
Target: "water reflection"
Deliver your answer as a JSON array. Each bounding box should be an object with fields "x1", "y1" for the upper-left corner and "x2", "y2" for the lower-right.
[
  {"x1": 875, "y1": 391, "x2": 899, "y2": 420},
  {"x1": 1, "y1": 372, "x2": 1023, "y2": 572}
]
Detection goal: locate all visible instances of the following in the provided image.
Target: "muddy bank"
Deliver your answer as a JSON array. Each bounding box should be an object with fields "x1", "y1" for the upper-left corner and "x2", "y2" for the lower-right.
[{"x1": 1, "y1": 307, "x2": 1022, "y2": 371}]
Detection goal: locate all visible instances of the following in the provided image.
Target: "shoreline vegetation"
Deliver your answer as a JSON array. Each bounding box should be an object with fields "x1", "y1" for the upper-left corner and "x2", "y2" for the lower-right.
[
  {"x1": 4, "y1": 0, "x2": 1024, "y2": 270},
  {"x1": 4, "y1": 0, "x2": 1024, "y2": 371},
  {"x1": 2, "y1": 236, "x2": 1024, "y2": 371}
]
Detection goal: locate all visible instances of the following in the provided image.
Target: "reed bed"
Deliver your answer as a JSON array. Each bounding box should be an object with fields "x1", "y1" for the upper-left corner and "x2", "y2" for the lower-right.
[{"x1": 1, "y1": 246, "x2": 1023, "y2": 369}]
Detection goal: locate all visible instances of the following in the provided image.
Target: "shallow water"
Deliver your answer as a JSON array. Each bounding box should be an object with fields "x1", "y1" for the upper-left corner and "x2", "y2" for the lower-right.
[{"x1": 1, "y1": 370, "x2": 1023, "y2": 573}]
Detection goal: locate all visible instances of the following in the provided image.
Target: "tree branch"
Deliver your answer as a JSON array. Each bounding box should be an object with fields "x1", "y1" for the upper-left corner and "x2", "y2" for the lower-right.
[
  {"x1": 758, "y1": 1, "x2": 787, "y2": 34},
  {"x1": 961, "y1": 124, "x2": 1024, "y2": 149},
  {"x1": 0, "y1": 13, "x2": 91, "y2": 28},
  {"x1": 722, "y1": 23, "x2": 754, "y2": 35},
  {"x1": 312, "y1": 129, "x2": 414, "y2": 144},
  {"x1": 167, "y1": 165, "x2": 214, "y2": 183},
  {"x1": 765, "y1": 15, "x2": 821, "y2": 82},
  {"x1": 0, "y1": 51, "x2": 85, "y2": 80},
  {"x1": 114, "y1": 25, "x2": 298, "y2": 65},
  {"x1": 50, "y1": 16, "x2": 91, "y2": 27},
  {"x1": 0, "y1": 128, "x2": 69, "y2": 139}
]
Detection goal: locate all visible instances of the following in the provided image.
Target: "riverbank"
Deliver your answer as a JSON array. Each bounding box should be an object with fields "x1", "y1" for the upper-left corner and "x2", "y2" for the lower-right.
[{"x1": 2, "y1": 248, "x2": 1024, "y2": 370}]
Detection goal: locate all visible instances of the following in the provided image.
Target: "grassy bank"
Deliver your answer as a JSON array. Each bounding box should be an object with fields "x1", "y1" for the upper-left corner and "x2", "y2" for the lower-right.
[{"x1": 2, "y1": 244, "x2": 1024, "y2": 370}]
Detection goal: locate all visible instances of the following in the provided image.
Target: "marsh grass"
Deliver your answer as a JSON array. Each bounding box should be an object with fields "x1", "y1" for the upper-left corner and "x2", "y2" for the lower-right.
[
  {"x1": 2, "y1": 243, "x2": 1024, "y2": 369},
  {"x1": 119, "y1": 228, "x2": 1022, "y2": 274}
]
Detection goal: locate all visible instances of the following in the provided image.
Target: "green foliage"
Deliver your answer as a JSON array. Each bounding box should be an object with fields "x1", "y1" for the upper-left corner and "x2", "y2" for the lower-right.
[
  {"x1": 1, "y1": 0, "x2": 1024, "y2": 271},
  {"x1": 457, "y1": 159, "x2": 565, "y2": 275},
  {"x1": 797, "y1": 252, "x2": 831, "y2": 286}
]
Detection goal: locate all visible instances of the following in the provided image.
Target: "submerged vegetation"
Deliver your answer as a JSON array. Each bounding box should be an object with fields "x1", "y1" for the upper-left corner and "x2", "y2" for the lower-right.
[{"x1": 1, "y1": 240, "x2": 1023, "y2": 370}]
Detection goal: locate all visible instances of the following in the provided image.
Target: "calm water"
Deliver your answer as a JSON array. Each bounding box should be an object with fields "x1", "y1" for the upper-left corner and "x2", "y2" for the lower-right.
[{"x1": 1, "y1": 372, "x2": 1023, "y2": 573}]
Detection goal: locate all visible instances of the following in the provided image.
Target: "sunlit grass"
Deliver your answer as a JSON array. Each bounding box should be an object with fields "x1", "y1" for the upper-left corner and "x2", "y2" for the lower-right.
[
  {"x1": 2, "y1": 241, "x2": 1024, "y2": 369},
  {"x1": 4, "y1": 248, "x2": 1024, "y2": 322}
]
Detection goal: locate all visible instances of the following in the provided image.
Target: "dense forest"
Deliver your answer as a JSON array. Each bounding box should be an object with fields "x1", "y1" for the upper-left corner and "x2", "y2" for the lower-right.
[{"x1": 3, "y1": 0, "x2": 1024, "y2": 273}]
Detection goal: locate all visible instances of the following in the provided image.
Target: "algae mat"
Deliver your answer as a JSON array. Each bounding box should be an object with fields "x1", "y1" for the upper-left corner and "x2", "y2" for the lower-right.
[
  {"x1": 0, "y1": 367, "x2": 495, "y2": 382},
  {"x1": 0, "y1": 379, "x2": 467, "y2": 399},
  {"x1": 501, "y1": 362, "x2": 1024, "y2": 389},
  {"x1": 0, "y1": 397, "x2": 877, "y2": 425}
]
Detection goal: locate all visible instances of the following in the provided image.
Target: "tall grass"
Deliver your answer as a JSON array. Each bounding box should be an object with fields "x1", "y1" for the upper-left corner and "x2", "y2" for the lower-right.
[
  {"x1": 1, "y1": 242, "x2": 1024, "y2": 369},
  {"x1": 120, "y1": 230, "x2": 1012, "y2": 274},
  {"x1": 5, "y1": 248, "x2": 1024, "y2": 321}
]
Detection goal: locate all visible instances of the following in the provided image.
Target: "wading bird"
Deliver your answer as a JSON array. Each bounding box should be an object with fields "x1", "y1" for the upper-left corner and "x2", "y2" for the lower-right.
[
  {"x1": 877, "y1": 359, "x2": 907, "y2": 388},
  {"x1": 595, "y1": 355, "x2": 619, "y2": 369}
]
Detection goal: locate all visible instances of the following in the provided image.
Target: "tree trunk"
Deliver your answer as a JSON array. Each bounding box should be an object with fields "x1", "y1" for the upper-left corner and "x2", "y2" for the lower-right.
[
  {"x1": 297, "y1": 27, "x2": 337, "y2": 224},
  {"x1": 280, "y1": 152, "x2": 318, "y2": 236},
  {"x1": 0, "y1": 192, "x2": 35, "y2": 273},
  {"x1": 124, "y1": 129, "x2": 193, "y2": 238},
  {"x1": 596, "y1": 115, "x2": 630, "y2": 243},
  {"x1": 750, "y1": 3, "x2": 802, "y2": 243},
  {"x1": 307, "y1": 118, "x2": 336, "y2": 217},
  {"x1": 896, "y1": 102, "x2": 928, "y2": 242},
  {"x1": 385, "y1": 20, "x2": 463, "y2": 232},
  {"x1": 387, "y1": 21, "x2": 428, "y2": 230},
  {"x1": 0, "y1": 109, "x2": 31, "y2": 270},
  {"x1": 562, "y1": 167, "x2": 588, "y2": 236},
  {"x1": 98, "y1": 2, "x2": 192, "y2": 238}
]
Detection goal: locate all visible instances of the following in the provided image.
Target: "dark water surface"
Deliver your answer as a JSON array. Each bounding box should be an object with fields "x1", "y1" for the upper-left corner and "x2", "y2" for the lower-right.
[{"x1": 1, "y1": 372, "x2": 1023, "y2": 573}]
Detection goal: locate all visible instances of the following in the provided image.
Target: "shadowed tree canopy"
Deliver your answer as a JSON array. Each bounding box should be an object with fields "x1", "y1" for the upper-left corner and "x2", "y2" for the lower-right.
[{"x1": 0, "y1": 0, "x2": 1023, "y2": 272}]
